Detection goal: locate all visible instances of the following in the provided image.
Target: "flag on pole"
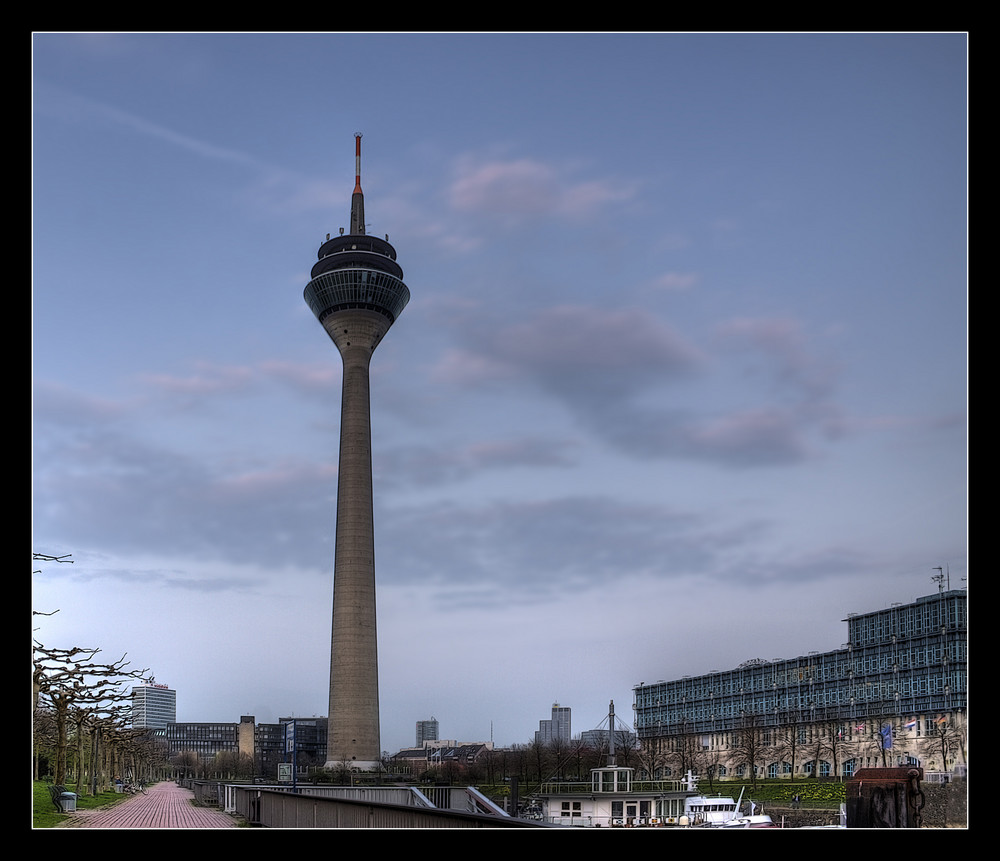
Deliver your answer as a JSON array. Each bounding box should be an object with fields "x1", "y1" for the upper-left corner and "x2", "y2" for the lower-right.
[{"x1": 880, "y1": 723, "x2": 893, "y2": 749}]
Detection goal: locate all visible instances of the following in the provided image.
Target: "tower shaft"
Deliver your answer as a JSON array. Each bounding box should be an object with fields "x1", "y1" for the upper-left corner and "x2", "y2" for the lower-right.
[{"x1": 326, "y1": 314, "x2": 389, "y2": 767}]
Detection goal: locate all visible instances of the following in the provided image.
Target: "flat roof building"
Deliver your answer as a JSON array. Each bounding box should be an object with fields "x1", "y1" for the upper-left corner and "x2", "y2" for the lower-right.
[
  {"x1": 416, "y1": 718, "x2": 439, "y2": 747},
  {"x1": 130, "y1": 683, "x2": 176, "y2": 730},
  {"x1": 535, "y1": 703, "x2": 572, "y2": 746},
  {"x1": 157, "y1": 715, "x2": 328, "y2": 779}
]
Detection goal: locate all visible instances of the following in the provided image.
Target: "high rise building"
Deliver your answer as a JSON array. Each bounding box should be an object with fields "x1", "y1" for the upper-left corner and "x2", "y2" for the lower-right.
[
  {"x1": 130, "y1": 682, "x2": 176, "y2": 729},
  {"x1": 416, "y1": 718, "x2": 439, "y2": 747},
  {"x1": 535, "y1": 703, "x2": 572, "y2": 746},
  {"x1": 303, "y1": 135, "x2": 410, "y2": 770}
]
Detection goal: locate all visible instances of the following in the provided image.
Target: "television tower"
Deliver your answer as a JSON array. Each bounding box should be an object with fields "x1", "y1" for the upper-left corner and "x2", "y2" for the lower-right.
[{"x1": 303, "y1": 134, "x2": 410, "y2": 769}]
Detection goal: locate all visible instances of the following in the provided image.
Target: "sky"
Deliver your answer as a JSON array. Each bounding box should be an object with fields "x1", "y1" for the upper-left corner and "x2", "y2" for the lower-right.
[{"x1": 31, "y1": 32, "x2": 967, "y2": 756}]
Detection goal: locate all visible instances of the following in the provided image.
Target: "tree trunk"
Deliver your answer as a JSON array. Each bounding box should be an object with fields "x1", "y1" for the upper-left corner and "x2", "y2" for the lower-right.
[{"x1": 53, "y1": 701, "x2": 69, "y2": 785}]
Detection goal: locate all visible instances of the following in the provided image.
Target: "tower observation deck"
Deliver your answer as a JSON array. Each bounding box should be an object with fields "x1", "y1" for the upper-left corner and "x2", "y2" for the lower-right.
[{"x1": 303, "y1": 135, "x2": 409, "y2": 770}]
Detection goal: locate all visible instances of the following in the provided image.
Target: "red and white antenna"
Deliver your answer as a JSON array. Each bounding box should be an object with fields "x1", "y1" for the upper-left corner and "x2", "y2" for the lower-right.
[
  {"x1": 354, "y1": 132, "x2": 363, "y2": 194},
  {"x1": 350, "y1": 132, "x2": 366, "y2": 235}
]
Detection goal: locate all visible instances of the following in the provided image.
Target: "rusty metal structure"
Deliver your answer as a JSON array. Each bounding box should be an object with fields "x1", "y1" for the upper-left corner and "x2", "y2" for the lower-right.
[{"x1": 846, "y1": 767, "x2": 925, "y2": 828}]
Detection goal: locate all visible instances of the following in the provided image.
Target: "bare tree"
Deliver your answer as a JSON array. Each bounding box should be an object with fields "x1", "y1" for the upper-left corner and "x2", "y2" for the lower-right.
[
  {"x1": 854, "y1": 714, "x2": 911, "y2": 769},
  {"x1": 171, "y1": 750, "x2": 200, "y2": 779},
  {"x1": 770, "y1": 712, "x2": 807, "y2": 777},
  {"x1": 32, "y1": 551, "x2": 74, "y2": 570},
  {"x1": 821, "y1": 719, "x2": 851, "y2": 777},
  {"x1": 211, "y1": 750, "x2": 255, "y2": 780},
  {"x1": 730, "y1": 713, "x2": 766, "y2": 790},
  {"x1": 918, "y1": 716, "x2": 964, "y2": 774},
  {"x1": 33, "y1": 642, "x2": 150, "y2": 785},
  {"x1": 32, "y1": 706, "x2": 59, "y2": 780},
  {"x1": 803, "y1": 726, "x2": 829, "y2": 777},
  {"x1": 633, "y1": 736, "x2": 667, "y2": 781}
]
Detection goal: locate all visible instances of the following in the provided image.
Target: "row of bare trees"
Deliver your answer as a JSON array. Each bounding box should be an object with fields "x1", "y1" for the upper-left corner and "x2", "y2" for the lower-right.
[
  {"x1": 391, "y1": 734, "x2": 642, "y2": 790},
  {"x1": 32, "y1": 642, "x2": 164, "y2": 792},
  {"x1": 33, "y1": 552, "x2": 164, "y2": 794},
  {"x1": 170, "y1": 750, "x2": 257, "y2": 780},
  {"x1": 643, "y1": 712, "x2": 968, "y2": 791}
]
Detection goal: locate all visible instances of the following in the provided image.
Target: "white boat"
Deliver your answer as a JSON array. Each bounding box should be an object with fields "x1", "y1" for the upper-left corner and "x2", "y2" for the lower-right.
[
  {"x1": 688, "y1": 786, "x2": 777, "y2": 828},
  {"x1": 717, "y1": 813, "x2": 777, "y2": 828},
  {"x1": 684, "y1": 794, "x2": 742, "y2": 826}
]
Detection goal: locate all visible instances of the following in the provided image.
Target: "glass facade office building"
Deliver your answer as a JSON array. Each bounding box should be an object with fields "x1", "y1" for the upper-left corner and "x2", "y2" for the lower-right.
[
  {"x1": 416, "y1": 719, "x2": 439, "y2": 746},
  {"x1": 130, "y1": 684, "x2": 177, "y2": 730},
  {"x1": 160, "y1": 722, "x2": 239, "y2": 760},
  {"x1": 634, "y1": 590, "x2": 967, "y2": 739},
  {"x1": 535, "y1": 703, "x2": 572, "y2": 746},
  {"x1": 157, "y1": 716, "x2": 328, "y2": 778}
]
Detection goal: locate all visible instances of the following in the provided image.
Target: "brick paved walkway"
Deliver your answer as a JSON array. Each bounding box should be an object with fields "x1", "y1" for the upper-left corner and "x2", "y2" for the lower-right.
[{"x1": 56, "y1": 781, "x2": 241, "y2": 829}]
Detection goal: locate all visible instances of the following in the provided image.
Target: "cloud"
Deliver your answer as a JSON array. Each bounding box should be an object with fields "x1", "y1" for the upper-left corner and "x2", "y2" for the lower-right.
[
  {"x1": 714, "y1": 315, "x2": 838, "y2": 406},
  {"x1": 377, "y1": 495, "x2": 717, "y2": 603},
  {"x1": 139, "y1": 359, "x2": 340, "y2": 407},
  {"x1": 679, "y1": 409, "x2": 813, "y2": 464},
  {"x1": 651, "y1": 272, "x2": 700, "y2": 292},
  {"x1": 33, "y1": 381, "x2": 125, "y2": 426},
  {"x1": 602, "y1": 314, "x2": 845, "y2": 466},
  {"x1": 257, "y1": 360, "x2": 341, "y2": 395},
  {"x1": 374, "y1": 492, "x2": 881, "y2": 609},
  {"x1": 33, "y1": 417, "x2": 339, "y2": 573},
  {"x1": 32, "y1": 377, "x2": 340, "y2": 574},
  {"x1": 64, "y1": 563, "x2": 266, "y2": 595},
  {"x1": 35, "y1": 81, "x2": 265, "y2": 170},
  {"x1": 433, "y1": 305, "x2": 849, "y2": 467},
  {"x1": 435, "y1": 304, "x2": 702, "y2": 395},
  {"x1": 376, "y1": 437, "x2": 578, "y2": 488},
  {"x1": 34, "y1": 81, "x2": 344, "y2": 220},
  {"x1": 448, "y1": 156, "x2": 633, "y2": 220},
  {"x1": 140, "y1": 364, "x2": 256, "y2": 399}
]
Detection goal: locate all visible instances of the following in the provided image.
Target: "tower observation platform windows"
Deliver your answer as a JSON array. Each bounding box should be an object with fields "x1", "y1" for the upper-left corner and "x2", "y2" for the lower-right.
[{"x1": 304, "y1": 268, "x2": 410, "y2": 324}]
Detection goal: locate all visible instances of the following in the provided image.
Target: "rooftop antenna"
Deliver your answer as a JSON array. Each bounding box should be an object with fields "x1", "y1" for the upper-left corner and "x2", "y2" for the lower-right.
[
  {"x1": 607, "y1": 700, "x2": 616, "y2": 767},
  {"x1": 932, "y1": 566, "x2": 950, "y2": 593},
  {"x1": 350, "y1": 132, "x2": 366, "y2": 235}
]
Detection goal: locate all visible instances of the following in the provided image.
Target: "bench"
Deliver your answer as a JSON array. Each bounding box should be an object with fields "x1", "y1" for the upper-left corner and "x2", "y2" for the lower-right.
[{"x1": 48, "y1": 784, "x2": 76, "y2": 812}]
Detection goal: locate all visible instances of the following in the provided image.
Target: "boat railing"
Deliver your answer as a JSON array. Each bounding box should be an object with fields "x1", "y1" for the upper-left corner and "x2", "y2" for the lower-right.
[
  {"x1": 631, "y1": 779, "x2": 691, "y2": 793},
  {"x1": 537, "y1": 778, "x2": 690, "y2": 795}
]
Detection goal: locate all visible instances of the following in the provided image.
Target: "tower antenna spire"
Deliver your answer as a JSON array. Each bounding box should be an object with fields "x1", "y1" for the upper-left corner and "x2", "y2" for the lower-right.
[{"x1": 350, "y1": 132, "x2": 365, "y2": 235}]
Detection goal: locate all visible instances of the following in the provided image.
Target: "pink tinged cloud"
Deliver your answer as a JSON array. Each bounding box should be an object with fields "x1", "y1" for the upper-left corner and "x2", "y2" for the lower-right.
[{"x1": 448, "y1": 157, "x2": 632, "y2": 218}]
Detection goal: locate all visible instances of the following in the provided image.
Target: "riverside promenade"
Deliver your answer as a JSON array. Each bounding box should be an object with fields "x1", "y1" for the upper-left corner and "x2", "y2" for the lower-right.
[{"x1": 56, "y1": 780, "x2": 241, "y2": 829}]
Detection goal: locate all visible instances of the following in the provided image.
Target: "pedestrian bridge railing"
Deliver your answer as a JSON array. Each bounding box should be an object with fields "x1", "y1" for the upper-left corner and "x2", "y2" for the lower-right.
[{"x1": 220, "y1": 783, "x2": 540, "y2": 828}]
